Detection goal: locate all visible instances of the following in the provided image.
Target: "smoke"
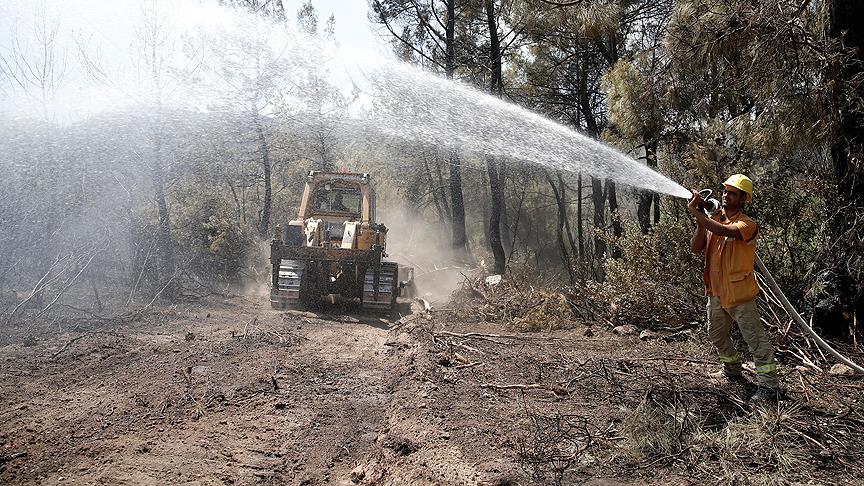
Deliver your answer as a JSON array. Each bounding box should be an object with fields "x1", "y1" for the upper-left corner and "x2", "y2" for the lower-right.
[{"x1": 378, "y1": 204, "x2": 473, "y2": 306}]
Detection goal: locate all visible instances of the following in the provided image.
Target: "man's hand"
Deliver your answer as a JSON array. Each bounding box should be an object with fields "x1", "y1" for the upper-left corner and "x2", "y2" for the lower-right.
[{"x1": 688, "y1": 190, "x2": 703, "y2": 216}]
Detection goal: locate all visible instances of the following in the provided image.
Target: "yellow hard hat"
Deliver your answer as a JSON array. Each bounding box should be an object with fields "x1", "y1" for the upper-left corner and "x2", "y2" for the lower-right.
[{"x1": 723, "y1": 174, "x2": 753, "y2": 202}]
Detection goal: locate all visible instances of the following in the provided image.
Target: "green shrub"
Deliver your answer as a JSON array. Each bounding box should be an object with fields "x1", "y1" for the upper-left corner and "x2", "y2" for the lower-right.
[{"x1": 591, "y1": 216, "x2": 704, "y2": 328}]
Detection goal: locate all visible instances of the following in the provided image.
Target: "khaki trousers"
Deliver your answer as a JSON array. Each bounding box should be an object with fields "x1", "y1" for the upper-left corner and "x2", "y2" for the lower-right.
[{"x1": 707, "y1": 296, "x2": 778, "y2": 388}]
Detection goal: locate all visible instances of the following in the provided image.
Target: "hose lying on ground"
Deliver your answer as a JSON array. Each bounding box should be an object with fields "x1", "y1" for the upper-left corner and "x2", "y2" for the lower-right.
[{"x1": 755, "y1": 254, "x2": 864, "y2": 374}]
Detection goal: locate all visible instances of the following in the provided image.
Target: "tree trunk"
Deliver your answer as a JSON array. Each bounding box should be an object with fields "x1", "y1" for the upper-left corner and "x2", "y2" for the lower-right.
[
  {"x1": 422, "y1": 156, "x2": 445, "y2": 222},
  {"x1": 484, "y1": 0, "x2": 506, "y2": 275},
  {"x1": 487, "y1": 156, "x2": 506, "y2": 275},
  {"x1": 445, "y1": 0, "x2": 455, "y2": 79},
  {"x1": 433, "y1": 153, "x2": 451, "y2": 219},
  {"x1": 607, "y1": 179, "x2": 622, "y2": 259},
  {"x1": 448, "y1": 152, "x2": 468, "y2": 259},
  {"x1": 637, "y1": 138, "x2": 660, "y2": 234},
  {"x1": 500, "y1": 159, "x2": 512, "y2": 255},
  {"x1": 827, "y1": 0, "x2": 864, "y2": 334},
  {"x1": 591, "y1": 176, "x2": 606, "y2": 264},
  {"x1": 254, "y1": 113, "x2": 272, "y2": 240},
  {"x1": 442, "y1": 0, "x2": 469, "y2": 259},
  {"x1": 577, "y1": 172, "x2": 584, "y2": 261},
  {"x1": 150, "y1": 132, "x2": 175, "y2": 292},
  {"x1": 547, "y1": 172, "x2": 576, "y2": 283},
  {"x1": 559, "y1": 174, "x2": 579, "y2": 257}
]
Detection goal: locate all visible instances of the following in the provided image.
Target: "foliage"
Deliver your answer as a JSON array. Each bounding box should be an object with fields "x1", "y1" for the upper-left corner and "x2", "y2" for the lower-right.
[{"x1": 591, "y1": 216, "x2": 703, "y2": 328}]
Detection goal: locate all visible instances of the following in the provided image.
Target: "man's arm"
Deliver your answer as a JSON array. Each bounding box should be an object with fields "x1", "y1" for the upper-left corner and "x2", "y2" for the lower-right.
[
  {"x1": 688, "y1": 191, "x2": 707, "y2": 253},
  {"x1": 692, "y1": 211, "x2": 743, "y2": 239},
  {"x1": 687, "y1": 190, "x2": 743, "y2": 239}
]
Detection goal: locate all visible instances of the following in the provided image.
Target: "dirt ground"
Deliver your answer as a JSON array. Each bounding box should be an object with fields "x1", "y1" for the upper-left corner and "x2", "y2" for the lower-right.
[{"x1": 2, "y1": 295, "x2": 864, "y2": 485}]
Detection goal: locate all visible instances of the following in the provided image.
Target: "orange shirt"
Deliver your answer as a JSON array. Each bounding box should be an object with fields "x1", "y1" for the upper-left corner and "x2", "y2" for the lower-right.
[{"x1": 704, "y1": 211, "x2": 759, "y2": 308}]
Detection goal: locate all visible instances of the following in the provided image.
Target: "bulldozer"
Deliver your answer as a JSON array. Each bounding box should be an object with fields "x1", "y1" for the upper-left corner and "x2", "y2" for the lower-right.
[{"x1": 270, "y1": 170, "x2": 413, "y2": 311}]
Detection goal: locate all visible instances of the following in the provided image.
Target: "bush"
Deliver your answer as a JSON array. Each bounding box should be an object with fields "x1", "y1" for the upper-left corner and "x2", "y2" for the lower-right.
[{"x1": 590, "y1": 217, "x2": 704, "y2": 328}]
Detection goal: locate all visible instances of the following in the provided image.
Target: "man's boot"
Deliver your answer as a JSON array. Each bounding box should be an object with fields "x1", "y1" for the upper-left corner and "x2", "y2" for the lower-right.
[
  {"x1": 750, "y1": 386, "x2": 779, "y2": 405},
  {"x1": 708, "y1": 368, "x2": 748, "y2": 384}
]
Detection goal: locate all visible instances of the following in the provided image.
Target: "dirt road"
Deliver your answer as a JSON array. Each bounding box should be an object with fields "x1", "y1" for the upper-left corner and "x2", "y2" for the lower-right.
[
  {"x1": 2, "y1": 297, "x2": 532, "y2": 485},
  {"x1": 2, "y1": 296, "x2": 863, "y2": 485}
]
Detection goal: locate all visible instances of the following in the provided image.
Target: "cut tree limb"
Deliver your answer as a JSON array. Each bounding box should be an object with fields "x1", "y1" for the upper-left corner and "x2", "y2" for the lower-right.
[{"x1": 479, "y1": 382, "x2": 569, "y2": 396}]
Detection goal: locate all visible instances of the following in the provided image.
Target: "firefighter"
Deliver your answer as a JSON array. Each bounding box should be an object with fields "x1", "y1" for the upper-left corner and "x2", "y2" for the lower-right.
[{"x1": 689, "y1": 174, "x2": 779, "y2": 403}]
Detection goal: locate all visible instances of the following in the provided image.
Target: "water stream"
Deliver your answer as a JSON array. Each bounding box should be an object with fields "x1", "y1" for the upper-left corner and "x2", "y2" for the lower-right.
[{"x1": 1, "y1": 1, "x2": 691, "y2": 200}]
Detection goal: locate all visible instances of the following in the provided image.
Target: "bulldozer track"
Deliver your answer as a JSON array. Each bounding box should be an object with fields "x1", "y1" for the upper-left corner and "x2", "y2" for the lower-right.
[
  {"x1": 275, "y1": 259, "x2": 305, "y2": 307},
  {"x1": 362, "y1": 262, "x2": 398, "y2": 312}
]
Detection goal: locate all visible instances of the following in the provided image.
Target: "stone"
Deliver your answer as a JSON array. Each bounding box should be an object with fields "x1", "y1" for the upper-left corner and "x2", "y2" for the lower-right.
[
  {"x1": 612, "y1": 325, "x2": 638, "y2": 336},
  {"x1": 639, "y1": 329, "x2": 659, "y2": 340},
  {"x1": 828, "y1": 363, "x2": 855, "y2": 376},
  {"x1": 350, "y1": 465, "x2": 366, "y2": 483}
]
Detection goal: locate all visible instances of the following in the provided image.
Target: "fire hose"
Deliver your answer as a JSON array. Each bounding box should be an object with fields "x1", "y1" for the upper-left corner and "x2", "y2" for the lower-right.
[
  {"x1": 755, "y1": 254, "x2": 864, "y2": 374},
  {"x1": 697, "y1": 189, "x2": 863, "y2": 374}
]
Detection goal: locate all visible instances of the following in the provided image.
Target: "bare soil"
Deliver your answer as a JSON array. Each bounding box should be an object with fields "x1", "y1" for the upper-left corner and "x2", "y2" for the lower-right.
[{"x1": 2, "y1": 296, "x2": 863, "y2": 485}]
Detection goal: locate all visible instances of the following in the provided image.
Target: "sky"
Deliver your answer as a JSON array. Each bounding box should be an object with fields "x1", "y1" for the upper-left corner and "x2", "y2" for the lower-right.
[
  {"x1": 282, "y1": 0, "x2": 390, "y2": 55},
  {"x1": 0, "y1": 0, "x2": 391, "y2": 120}
]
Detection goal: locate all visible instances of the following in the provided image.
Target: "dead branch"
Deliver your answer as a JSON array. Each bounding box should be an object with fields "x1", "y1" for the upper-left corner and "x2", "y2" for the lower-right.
[
  {"x1": 622, "y1": 356, "x2": 716, "y2": 365},
  {"x1": 51, "y1": 334, "x2": 89, "y2": 359},
  {"x1": 31, "y1": 250, "x2": 100, "y2": 322},
  {"x1": 436, "y1": 331, "x2": 507, "y2": 344},
  {"x1": 480, "y1": 382, "x2": 569, "y2": 397},
  {"x1": 243, "y1": 318, "x2": 257, "y2": 339},
  {"x1": 0, "y1": 452, "x2": 27, "y2": 464},
  {"x1": 51, "y1": 331, "x2": 122, "y2": 359}
]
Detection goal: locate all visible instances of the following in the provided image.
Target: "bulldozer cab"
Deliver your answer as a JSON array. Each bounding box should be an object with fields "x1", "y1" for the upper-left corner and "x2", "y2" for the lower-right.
[{"x1": 299, "y1": 171, "x2": 375, "y2": 223}]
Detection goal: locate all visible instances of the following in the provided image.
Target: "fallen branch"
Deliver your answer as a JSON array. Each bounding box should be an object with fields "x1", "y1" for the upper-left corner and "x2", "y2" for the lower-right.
[
  {"x1": 51, "y1": 331, "x2": 122, "y2": 359},
  {"x1": 435, "y1": 330, "x2": 598, "y2": 345},
  {"x1": 0, "y1": 452, "x2": 27, "y2": 464},
  {"x1": 52, "y1": 334, "x2": 90, "y2": 359},
  {"x1": 480, "y1": 382, "x2": 569, "y2": 397},
  {"x1": 623, "y1": 356, "x2": 716, "y2": 366},
  {"x1": 242, "y1": 318, "x2": 257, "y2": 339},
  {"x1": 436, "y1": 331, "x2": 506, "y2": 344}
]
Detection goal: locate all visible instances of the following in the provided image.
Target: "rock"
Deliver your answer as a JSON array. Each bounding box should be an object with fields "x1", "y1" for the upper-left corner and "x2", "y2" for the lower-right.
[
  {"x1": 639, "y1": 329, "x2": 659, "y2": 340},
  {"x1": 484, "y1": 274, "x2": 502, "y2": 286},
  {"x1": 612, "y1": 325, "x2": 638, "y2": 336},
  {"x1": 583, "y1": 327, "x2": 594, "y2": 337},
  {"x1": 436, "y1": 354, "x2": 452, "y2": 367},
  {"x1": 829, "y1": 363, "x2": 855, "y2": 376},
  {"x1": 350, "y1": 465, "x2": 366, "y2": 483}
]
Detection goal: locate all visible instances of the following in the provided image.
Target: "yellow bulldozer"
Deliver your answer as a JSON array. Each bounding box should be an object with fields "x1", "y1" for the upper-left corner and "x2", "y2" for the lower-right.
[{"x1": 270, "y1": 170, "x2": 413, "y2": 311}]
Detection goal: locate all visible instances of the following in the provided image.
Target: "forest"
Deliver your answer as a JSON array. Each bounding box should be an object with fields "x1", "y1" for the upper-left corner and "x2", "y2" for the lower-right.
[
  {"x1": 1, "y1": 0, "x2": 862, "y2": 333},
  {"x1": 0, "y1": 0, "x2": 864, "y2": 330}
]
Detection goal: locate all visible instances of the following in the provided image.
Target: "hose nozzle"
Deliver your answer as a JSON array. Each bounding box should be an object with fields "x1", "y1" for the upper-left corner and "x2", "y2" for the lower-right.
[{"x1": 698, "y1": 189, "x2": 721, "y2": 215}]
